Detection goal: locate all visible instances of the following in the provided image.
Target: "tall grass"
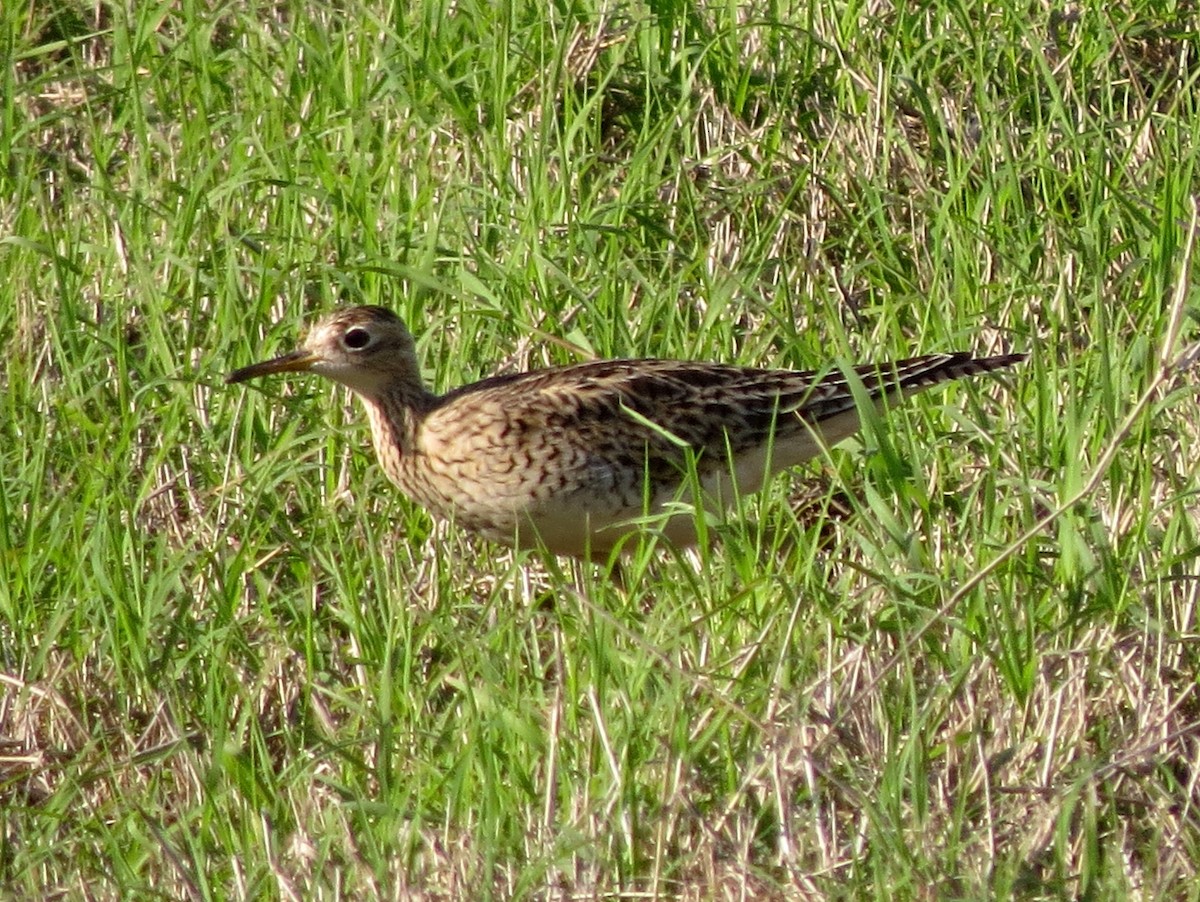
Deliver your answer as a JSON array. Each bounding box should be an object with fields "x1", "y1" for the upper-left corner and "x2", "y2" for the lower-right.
[{"x1": 3, "y1": 1, "x2": 1199, "y2": 898}]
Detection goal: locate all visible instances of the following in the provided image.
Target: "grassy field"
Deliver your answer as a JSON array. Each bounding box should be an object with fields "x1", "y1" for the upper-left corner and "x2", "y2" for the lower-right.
[{"x1": 4, "y1": 1, "x2": 1200, "y2": 898}]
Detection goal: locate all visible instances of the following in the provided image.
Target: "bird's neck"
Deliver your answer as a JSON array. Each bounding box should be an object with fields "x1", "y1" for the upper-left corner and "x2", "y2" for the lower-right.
[{"x1": 359, "y1": 382, "x2": 438, "y2": 482}]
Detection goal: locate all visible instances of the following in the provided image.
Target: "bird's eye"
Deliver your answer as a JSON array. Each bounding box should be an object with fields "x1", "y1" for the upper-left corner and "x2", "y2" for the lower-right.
[{"x1": 343, "y1": 327, "x2": 372, "y2": 350}]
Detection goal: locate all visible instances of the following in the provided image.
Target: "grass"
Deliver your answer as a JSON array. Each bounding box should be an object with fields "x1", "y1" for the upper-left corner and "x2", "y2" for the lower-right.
[{"x1": 3, "y1": 0, "x2": 1200, "y2": 898}]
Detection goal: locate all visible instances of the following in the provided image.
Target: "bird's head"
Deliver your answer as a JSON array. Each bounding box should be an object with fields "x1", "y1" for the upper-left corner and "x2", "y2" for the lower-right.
[{"x1": 227, "y1": 305, "x2": 422, "y2": 397}]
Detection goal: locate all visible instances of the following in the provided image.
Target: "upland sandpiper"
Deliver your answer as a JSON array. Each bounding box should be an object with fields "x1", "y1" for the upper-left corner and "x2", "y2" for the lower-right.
[{"x1": 228, "y1": 306, "x2": 1022, "y2": 558}]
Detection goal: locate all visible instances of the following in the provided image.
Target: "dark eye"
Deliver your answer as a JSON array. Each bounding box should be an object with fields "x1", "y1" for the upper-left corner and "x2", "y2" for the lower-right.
[{"x1": 344, "y1": 327, "x2": 372, "y2": 350}]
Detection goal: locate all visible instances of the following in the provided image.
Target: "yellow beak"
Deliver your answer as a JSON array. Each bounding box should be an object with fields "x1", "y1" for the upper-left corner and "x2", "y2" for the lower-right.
[{"x1": 226, "y1": 349, "x2": 320, "y2": 384}]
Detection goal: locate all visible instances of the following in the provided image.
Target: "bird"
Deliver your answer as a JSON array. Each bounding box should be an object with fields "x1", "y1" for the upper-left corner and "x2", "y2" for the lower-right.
[{"x1": 227, "y1": 306, "x2": 1023, "y2": 559}]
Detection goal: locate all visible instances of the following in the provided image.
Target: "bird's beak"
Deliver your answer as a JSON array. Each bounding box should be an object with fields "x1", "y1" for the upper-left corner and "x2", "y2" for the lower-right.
[{"x1": 226, "y1": 349, "x2": 320, "y2": 384}]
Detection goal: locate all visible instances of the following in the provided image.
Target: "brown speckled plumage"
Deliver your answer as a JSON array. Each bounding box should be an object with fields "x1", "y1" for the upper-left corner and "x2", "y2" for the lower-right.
[{"x1": 228, "y1": 306, "x2": 1023, "y2": 558}]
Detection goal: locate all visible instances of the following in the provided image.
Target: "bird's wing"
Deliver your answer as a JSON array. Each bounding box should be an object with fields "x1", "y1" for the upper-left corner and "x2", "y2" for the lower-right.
[{"x1": 429, "y1": 352, "x2": 1020, "y2": 485}]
